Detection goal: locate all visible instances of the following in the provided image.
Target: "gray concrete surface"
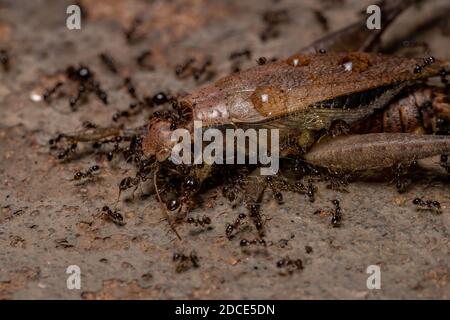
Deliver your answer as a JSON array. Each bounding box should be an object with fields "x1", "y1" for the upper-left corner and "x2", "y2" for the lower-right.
[{"x1": 0, "y1": 0, "x2": 449, "y2": 299}]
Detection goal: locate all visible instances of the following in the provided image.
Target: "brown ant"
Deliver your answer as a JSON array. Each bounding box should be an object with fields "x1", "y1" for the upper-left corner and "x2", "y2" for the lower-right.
[
  {"x1": 172, "y1": 251, "x2": 199, "y2": 273},
  {"x1": 413, "y1": 198, "x2": 442, "y2": 214},
  {"x1": 0, "y1": 49, "x2": 10, "y2": 71},
  {"x1": 276, "y1": 256, "x2": 303, "y2": 275},
  {"x1": 74, "y1": 165, "x2": 100, "y2": 181},
  {"x1": 101, "y1": 206, "x2": 126, "y2": 226}
]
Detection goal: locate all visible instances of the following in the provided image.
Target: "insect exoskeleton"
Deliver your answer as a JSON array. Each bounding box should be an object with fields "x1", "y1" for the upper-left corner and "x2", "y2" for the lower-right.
[{"x1": 142, "y1": 52, "x2": 449, "y2": 161}]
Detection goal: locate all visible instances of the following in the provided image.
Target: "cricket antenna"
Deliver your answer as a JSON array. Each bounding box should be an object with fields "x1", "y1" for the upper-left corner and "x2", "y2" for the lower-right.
[{"x1": 153, "y1": 163, "x2": 182, "y2": 240}]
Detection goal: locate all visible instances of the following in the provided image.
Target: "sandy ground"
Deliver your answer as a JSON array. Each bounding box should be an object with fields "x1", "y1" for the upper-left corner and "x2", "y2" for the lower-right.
[{"x1": 0, "y1": 0, "x2": 449, "y2": 299}]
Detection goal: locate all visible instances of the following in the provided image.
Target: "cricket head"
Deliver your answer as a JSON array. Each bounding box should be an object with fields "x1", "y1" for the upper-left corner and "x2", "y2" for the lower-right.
[{"x1": 142, "y1": 118, "x2": 179, "y2": 162}]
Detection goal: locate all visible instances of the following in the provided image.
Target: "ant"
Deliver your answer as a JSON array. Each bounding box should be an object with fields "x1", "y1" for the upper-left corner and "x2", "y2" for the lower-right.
[
  {"x1": 0, "y1": 49, "x2": 10, "y2": 71},
  {"x1": 330, "y1": 199, "x2": 342, "y2": 227},
  {"x1": 413, "y1": 56, "x2": 436, "y2": 74},
  {"x1": 229, "y1": 48, "x2": 252, "y2": 73},
  {"x1": 65, "y1": 65, "x2": 108, "y2": 110},
  {"x1": 136, "y1": 50, "x2": 154, "y2": 70},
  {"x1": 260, "y1": 9, "x2": 290, "y2": 42},
  {"x1": 101, "y1": 206, "x2": 126, "y2": 226},
  {"x1": 172, "y1": 251, "x2": 199, "y2": 273},
  {"x1": 256, "y1": 57, "x2": 267, "y2": 65},
  {"x1": 43, "y1": 82, "x2": 63, "y2": 102},
  {"x1": 413, "y1": 198, "x2": 442, "y2": 214},
  {"x1": 175, "y1": 57, "x2": 215, "y2": 83},
  {"x1": 225, "y1": 213, "x2": 249, "y2": 239},
  {"x1": 313, "y1": 199, "x2": 342, "y2": 227},
  {"x1": 123, "y1": 77, "x2": 138, "y2": 99},
  {"x1": 239, "y1": 238, "x2": 267, "y2": 247},
  {"x1": 440, "y1": 154, "x2": 449, "y2": 173},
  {"x1": 74, "y1": 165, "x2": 100, "y2": 180},
  {"x1": 313, "y1": 9, "x2": 329, "y2": 31},
  {"x1": 99, "y1": 53, "x2": 118, "y2": 74},
  {"x1": 391, "y1": 160, "x2": 417, "y2": 193},
  {"x1": 186, "y1": 215, "x2": 211, "y2": 227},
  {"x1": 56, "y1": 142, "x2": 78, "y2": 160},
  {"x1": 124, "y1": 17, "x2": 144, "y2": 44},
  {"x1": 276, "y1": 256, "x2": 303, "y2": 275}
]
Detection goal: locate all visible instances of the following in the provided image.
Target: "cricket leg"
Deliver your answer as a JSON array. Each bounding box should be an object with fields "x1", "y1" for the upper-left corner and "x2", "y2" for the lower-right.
[{"x1": 304, "y1": 133, "x2": 450, "y2": 172}]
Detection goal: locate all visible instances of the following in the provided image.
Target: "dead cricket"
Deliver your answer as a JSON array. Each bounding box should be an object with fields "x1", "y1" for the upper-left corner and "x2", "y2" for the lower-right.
[{"x1": 49, "y1": 0, "x2": 449, "y2": 240}]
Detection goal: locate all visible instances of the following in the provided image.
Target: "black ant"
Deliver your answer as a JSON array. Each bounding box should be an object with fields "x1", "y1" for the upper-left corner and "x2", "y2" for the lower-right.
[
  {"x1": 260, "y1": 9, "x2": 290, "y2": 42},
  {"x1": 0, "y1": 49, "x2": 10, "y2": 71},
  {"x1": 123, "y1": 77, "x2": 138, "y2": 99},
  {"x1": 74, "y1": 165, "x2": 100, "y2": 180},
  {"x1": 240, "y1": 238, "x2": 267, "y2": 247},
  {"x1": 256, "y1": 57, "x2": 267, "y2": 65},
  {"x1": 118, "y1": 176, "x2": 141, "y2": 197},
  {"x1": 92, "y1": 135, "x2": 127, "y2": 161},
  {"x1": 82, "y1": 121, "x2": 97, "y2": 129},
  {"x1": 229, "y1": 49, "x2": 252, "y2": 61},
  {"x1": 413, "y1": 198, "x2": 442, "y2": 214},
  {"x1": 440, "y1": 154, "x2": 449, "y2": 173},
  {"x1": 225, "y1": 213, "x2": 248, "y2": 239},
  {"x1": 43, "y1": 82, "x2": 63, "y2": 102},
  {"x1": 99, "y1": 53, "x2": 118, "y2": 74},
  {"x1": 330, "y1": 199, "x2": 342, "y2": 227},
  {"x1": 391, "y1": 160, "x2": 417, "y2": 193},
  {"x1": 65, "y1": 65, "x2": 108, "y2": 110},
  {"x1": 193, "y1": 58, "x2": 214, "y2": 83},
  {"x1": 229, "y1": 49, "x2": 252, "y2": 73},
  {"x1": 172, "y1": 251, "x2": 199, "y2": 273},
  {"x1": 101, "y1": 206, "x2": 126, "y2": 226},
  {"x1": 136, "y1": 50, "x2": 154, "y2": 70},
  {"x1": 57, "y1": 142, "x2": 78, "y2": 160},
  {"x1": 124, "y1": 17, "x2": 144, "y2": 44},
  {"x1": 313, "y1": 9, "x2": 329, "y2": 31},
  {"x1": 313, "y1": 199, "x2": 342, "y2": 227},
  {"x1": 276, "y1": 256, "x2": 303, "y2": 275},
  {"x1": 175, "y1": 57, "x2": 214, "y2": 83},
  {"x1": 186, "y1": 215, "x2": 211, "y2": 227}
]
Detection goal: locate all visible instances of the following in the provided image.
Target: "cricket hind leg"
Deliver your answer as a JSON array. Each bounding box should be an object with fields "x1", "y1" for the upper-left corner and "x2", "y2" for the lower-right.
[
  {"x1": 304, "y1": 133, "x2": 450, "y2": 172},
  {"x1": 299, "y1": 0, "x2": 418, "y2": 54}
]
